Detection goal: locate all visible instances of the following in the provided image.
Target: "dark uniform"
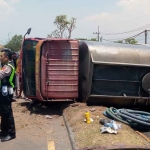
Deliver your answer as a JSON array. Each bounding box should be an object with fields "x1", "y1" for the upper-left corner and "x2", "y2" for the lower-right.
[{"x1": 0, "y1": 61, "x2": 16, "y2": 138}]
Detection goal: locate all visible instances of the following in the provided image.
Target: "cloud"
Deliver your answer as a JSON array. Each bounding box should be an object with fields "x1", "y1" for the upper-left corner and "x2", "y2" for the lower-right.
[
  {"x1": 0, "y1": 0, "x2": 12, "y2": 13},
  {"x1": 117, "y1": 0, "x2": 150, "y2": 14},
  {"x1": 84, "y1": 12, "x2": 115, "y2": 21},
  {"x1": 0, "y1": 0, "x2": 20, "y2": 21},
  {"x1": 11, "y1": 0, "x2": 20, "y2": 3},
  {"x1": 82, "y1": 0, "x2": 150, "y2": 40},
  {"x1": 84, "y1": 0, "x2": 150, "y2": 22}
]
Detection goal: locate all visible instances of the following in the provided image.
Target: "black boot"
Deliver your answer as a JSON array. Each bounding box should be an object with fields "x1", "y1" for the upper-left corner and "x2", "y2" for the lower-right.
[
  {"x1": 0, "y1": 131, "x2": 7, "y2": 138},
  {"x1": 1, "y1": 134, "x2": 16, "y2": 142}
]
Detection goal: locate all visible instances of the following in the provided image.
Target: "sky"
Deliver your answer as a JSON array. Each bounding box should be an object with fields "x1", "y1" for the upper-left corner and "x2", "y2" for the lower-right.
[{"x1": 0, "y1": 0, "x2": 150, "y2": 45}]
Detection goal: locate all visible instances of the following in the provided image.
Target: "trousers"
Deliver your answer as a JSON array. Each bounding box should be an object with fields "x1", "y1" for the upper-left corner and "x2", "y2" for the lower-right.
[{"x1": 0, "y1": 92, "x2": 16, "y2": 136}]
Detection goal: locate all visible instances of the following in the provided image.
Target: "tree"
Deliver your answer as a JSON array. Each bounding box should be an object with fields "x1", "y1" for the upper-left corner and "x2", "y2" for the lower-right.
[
  {"x1": 115, "y1": 40, "x2": 123, "y2": 43},
  {"x1": 115, "y1": 38, "x2": 138, "y2": 44},
  {"x1": 54, "y1": 15, "x2": 69, "y2": 38},
  {"x1": 49, "y1": 15, "x2": 77, "y2": 39},
  {"x1": 48, "y1": 30, "x2": 60, "y2": 38},
  {"x1": 125, "y1": 38, "x2": 138, "y2": 44},
  {"x1": 75, "y1": 38, "x2": 87, "y2": 40},
  {"x1": 75, "y1": 38, "x2": 97, "y2": 41},
  {"x1": 4, "y1": 35, "x2": 23, "y2": 51},
  {"x1": 89, "y1": 38, "x2": 97, "y2": 41},
  {"x1": 67, "y1": 17, "x2": 76, "y2": 39}
]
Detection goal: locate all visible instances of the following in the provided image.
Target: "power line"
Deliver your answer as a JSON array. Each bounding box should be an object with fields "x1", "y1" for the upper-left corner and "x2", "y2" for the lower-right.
[
  {"x1": 136, "y1": 36, "x2": 150, "y2": 40},
  {"x1": 87, "y1": 33, "x2": 94, "y2": 40},
  {"x1": 135, "y1": 37, "x2": 145, "y2": 40},
  {"x1": 103, "y1": 30, "x2": 150, "y2": 44},
  {"x1": 102, "y1": 39, "x2": 115, "y2": 43},
  {"x1": 134, "y1": 34, "x2": 145, "y2": 39},
  {"x1": 132, "y1": 33, "x2": 150, "y2": 40},
  {"x1": 93, "y1": 26, "x2": 100, "y2": 41},
  {"x1": 101, "y1": 23, "x2": 150, "y2": 35},
  {"x1": 136, "y1": 37, "x2": 150, "y2": 41},
  {"x1": 103, "y1": 31, "x2": 145, "y2": 41}
]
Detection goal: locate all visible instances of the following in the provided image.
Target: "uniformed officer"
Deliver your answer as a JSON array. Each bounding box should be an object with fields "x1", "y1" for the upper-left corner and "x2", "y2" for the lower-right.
[{"x1": 0, "y1": 48, "x2": 16, "y2": 142}]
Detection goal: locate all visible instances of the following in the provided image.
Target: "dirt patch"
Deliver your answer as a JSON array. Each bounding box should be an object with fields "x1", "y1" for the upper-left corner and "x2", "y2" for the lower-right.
[
  {"x1": 11, "y1": 99, "x2": 64, "y2": 139},
  {"x1": 63, "y1": 103, "x2": 150, "y2": 149}
]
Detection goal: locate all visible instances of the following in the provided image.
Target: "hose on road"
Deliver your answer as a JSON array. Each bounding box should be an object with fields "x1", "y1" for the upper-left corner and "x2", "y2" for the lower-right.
[{"x1": 103, "y1": 107, "x2": 150, "y2": 127}]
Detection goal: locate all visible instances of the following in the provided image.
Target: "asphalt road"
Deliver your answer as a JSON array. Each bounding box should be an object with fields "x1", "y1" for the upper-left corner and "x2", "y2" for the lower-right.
[{"x1": 0, "y1": 99, "x2": 72, "y2": 150}]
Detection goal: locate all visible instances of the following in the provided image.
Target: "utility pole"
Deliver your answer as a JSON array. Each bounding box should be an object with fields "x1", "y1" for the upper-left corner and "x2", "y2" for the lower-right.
[
  {"x1": 100, "y1": 36, "x2": 102, "y2": 42},
  {"x1": 145, "y1": 30, "x2": 147, "y2": 44},
  {"x1": 93, "y1": 26, "x2": 100, "y2": 41}
]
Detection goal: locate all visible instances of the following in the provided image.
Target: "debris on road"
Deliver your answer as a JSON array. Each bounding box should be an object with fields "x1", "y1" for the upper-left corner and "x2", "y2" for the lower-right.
[
  {"x1": 100, "y1": 118, "x2": 122, "y2": 131},
  {"x1": 61, "y1": 120, "x2": 65, "y2": 126},
  {"x1": 70, "y1": 103, "x2": 79, "y2": 107},
  {"x1": 100, "y1": 127, "x2": 118, "y2": 134},
  {"x1": 46, "y1": 115, "x2": 52, "y2": 119},
  {"x1": 64, "y1": 104, "x2": 150, "y2": 149},
  {"x1": 84, "y1": 118, "x2": 94, "y2": 123},
  {"x1": 90, "y1": 108, "x2": 96, "y2": 112}
]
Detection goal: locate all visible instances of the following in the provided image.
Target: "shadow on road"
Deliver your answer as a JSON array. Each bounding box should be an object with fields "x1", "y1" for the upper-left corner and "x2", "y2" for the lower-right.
[{"x1": 19, "y1": 100, "x2": 74, "y2": 116}]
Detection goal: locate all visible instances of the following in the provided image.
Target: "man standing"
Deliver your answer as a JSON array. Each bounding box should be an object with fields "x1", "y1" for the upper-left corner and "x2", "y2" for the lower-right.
[{"x1": 0, "y1": 48, "x2": 16, "y2": 142}]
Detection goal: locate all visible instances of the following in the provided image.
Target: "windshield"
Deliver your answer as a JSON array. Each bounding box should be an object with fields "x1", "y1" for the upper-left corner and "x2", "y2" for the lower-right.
[{"x1": 22, "y1": 40, "x2": 38, "y2": 96}]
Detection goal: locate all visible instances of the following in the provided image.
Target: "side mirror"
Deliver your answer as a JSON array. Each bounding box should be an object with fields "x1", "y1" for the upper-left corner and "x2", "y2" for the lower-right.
[
  {"x1": 27, "y1": 28, "x2": 31, "y2": 35},
  {"x1": 24, "y1": 28, "x2": 32, "y2": 39}
]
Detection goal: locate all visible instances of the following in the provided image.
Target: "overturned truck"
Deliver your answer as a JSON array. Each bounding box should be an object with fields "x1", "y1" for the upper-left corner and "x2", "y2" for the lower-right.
[{"x1": 21, "y1": 38, "x2": 150, "y2": 107}]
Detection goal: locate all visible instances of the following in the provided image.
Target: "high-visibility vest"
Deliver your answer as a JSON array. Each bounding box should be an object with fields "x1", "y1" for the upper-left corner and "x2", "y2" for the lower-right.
[
  {"x1": 8, "y1": 63, "x2": 15, "y2": 88},
  {"x1": 0, "y1": 63, "x2": 16, "y2": 88}
]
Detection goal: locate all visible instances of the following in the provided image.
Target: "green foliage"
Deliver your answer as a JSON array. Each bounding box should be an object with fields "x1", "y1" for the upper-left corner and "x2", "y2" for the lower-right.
[
  {"x1": 89, "y1": 38, "x2": 97, "y2": 41},
  {"x1": 67, "y1": 17, "x2": 76, "y2": 39},
  {"x1": 75, "y1": 38, "x2": 87, "y2": 40},
  {"x1": 48, "y1": 30, "x2": 60, "y2": 38},
  {"x1": 115, "y1": 40, "x2": 123, "y2": 43},
  {"x1": 125, "y1": 38, "x2": 138, "y2": 44},
  {"x1": 49, "y1": 15, "x2": 76, "y2": 38},
  {"x1": 115, "y1": 38, "x2": 138, "y2": 44},
  {"x1": 4, "y1": 35, "x2": 23, "y2": 51},
  {"x1": 75, "y1": 38, "x2": 97, "y2": 41}
]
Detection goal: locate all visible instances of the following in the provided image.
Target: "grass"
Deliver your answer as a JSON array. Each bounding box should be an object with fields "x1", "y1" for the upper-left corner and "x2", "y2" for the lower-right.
[{"x1": 64, "y1": 103, "x2": 150, "y2": 149}]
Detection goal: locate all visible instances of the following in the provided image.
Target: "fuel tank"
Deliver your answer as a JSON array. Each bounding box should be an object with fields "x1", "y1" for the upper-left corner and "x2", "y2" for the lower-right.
[{"x1": 78, "y1": 41, "x2": 150, "y2": 107}]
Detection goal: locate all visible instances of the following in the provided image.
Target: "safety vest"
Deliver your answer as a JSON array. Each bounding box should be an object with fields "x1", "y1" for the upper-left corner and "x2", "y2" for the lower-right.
[
  {"x1": 0, "y1": 62, "x2": 16, "y2": 88},
  {"x1": 8, "y1": 63, "x2": 15, "y2": 88}
]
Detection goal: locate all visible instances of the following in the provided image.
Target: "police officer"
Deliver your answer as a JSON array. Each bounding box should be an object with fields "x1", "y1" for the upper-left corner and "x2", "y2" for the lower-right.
[{"x1": 0, "y1": 48, "x2": 16, "y2": 142}]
